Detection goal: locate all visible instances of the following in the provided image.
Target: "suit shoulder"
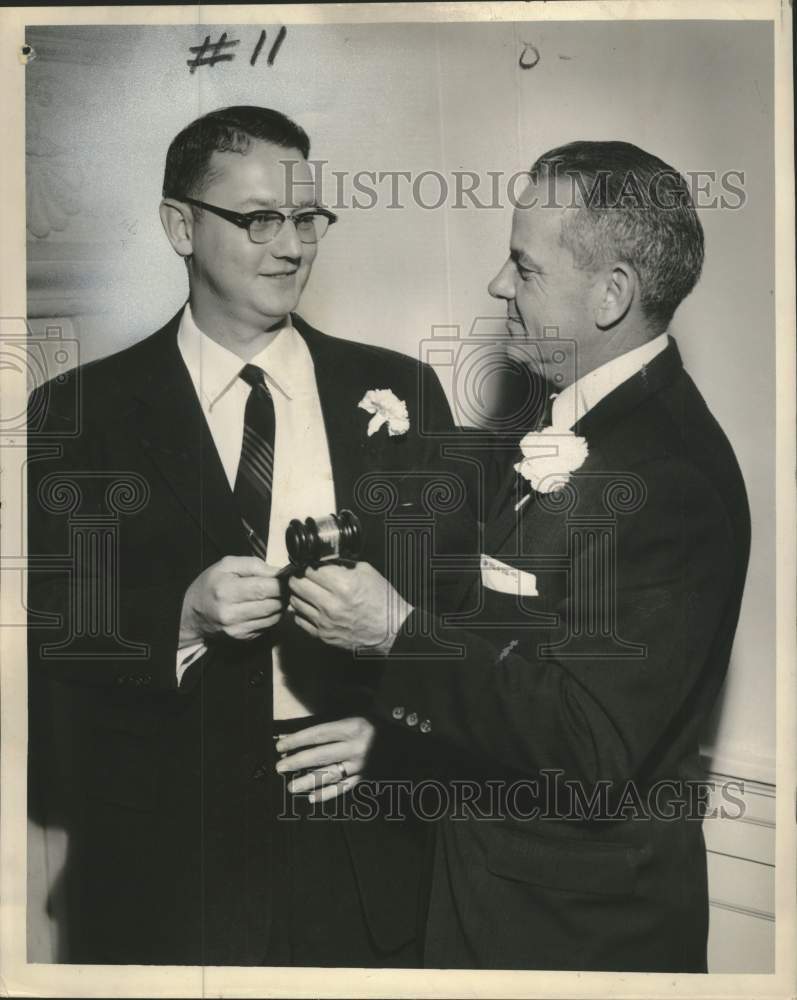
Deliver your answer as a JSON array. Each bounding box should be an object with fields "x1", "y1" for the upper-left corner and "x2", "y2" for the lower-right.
[
  {"x1": 601, "y1": 372, "x2": 743, "y2": 483},
  {"x1": 294, "y1": 318, "x2": 447, "y2": 415},
  {"x1": 294, "y1": 315, "x2": 432, "y2": 377},
  {"x1": 28, "y1": 316, "x2": 179, "y2": 427},
  {"x1": 603, "y1": 374, "x2": 749, "y2": 535},
  {"x1": 659, "y1": 371, "x2": 748, "y2": 503}
]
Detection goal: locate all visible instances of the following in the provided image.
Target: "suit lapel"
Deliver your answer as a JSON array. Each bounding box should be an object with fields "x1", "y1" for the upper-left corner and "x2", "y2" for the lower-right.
[
  {"x1": 292, "y1": 314, "x2": 376, "y2": 513},
  {"x1": 129, "y1": 311, "x2": 249, "y2": 558},
  {"x1": 572, "y1": 337, "x2": 683, "y2": 440},
  {"x1": 129, "y1": 311, "x2": 401, "y2": 563},
  {"x1": 484, "y1": 445, "x2": 531, "y2": 557},
  {"x1": 485, "y1": 339, "x2": 685, "y2": 555},
  {"x1": 293, "y1": 315, "x2": 445, "y2": 579}
]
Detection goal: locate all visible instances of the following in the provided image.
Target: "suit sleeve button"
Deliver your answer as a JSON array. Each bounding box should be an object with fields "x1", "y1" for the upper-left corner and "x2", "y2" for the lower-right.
[
  {"x1": 420, "y1": 719, "x2": 432, "y2": 733},
  {"x1": 392, "y1": 706, "x2": 405, "y2": 720},
  {"x1": 249, "y1": 669, "x2": 266, "y2": 687},
  {"x1": 406, "y1": 712, "x2": 419, "y2": 727}
]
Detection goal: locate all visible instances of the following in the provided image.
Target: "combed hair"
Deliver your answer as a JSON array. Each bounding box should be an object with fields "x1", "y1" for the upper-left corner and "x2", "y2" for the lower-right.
[
  {"x1": 530, "y1": 140, "x2": 705, "y2": 331},
  {"x1": 162, "y1": 105, "x2": 310, "y2": 202}
]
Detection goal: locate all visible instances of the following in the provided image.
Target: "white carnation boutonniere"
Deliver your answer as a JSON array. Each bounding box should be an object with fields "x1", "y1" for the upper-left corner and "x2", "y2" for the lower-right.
[
  {"x1": 358, "y1": 388, "x2": 410, "y2": 438},
  {"x1": 514, "y1": 426, "x2": 589, "y2": 506}
]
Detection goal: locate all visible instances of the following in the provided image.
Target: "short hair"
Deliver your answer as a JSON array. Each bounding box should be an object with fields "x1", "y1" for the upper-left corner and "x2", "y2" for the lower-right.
[
  {"x1": 529, "y1": 140, "x2": 704, "y2": 331},
  {"x1": 162, "y1": 105, "x2": 310, "y2": 202}
]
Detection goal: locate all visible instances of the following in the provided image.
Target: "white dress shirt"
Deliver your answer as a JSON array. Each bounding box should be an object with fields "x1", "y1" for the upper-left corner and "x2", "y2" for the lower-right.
[
  {"x1": 550, "y1": 333, "x2": 669, "y2": 429},
  {"x1": 176, "y1": 303, "x2": 336, "y2": 718}
]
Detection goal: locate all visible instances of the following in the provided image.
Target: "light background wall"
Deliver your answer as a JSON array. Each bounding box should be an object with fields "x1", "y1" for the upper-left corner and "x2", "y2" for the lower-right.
[{"x1": 25, "y1": 19, "x2": 775, "y2": 968}]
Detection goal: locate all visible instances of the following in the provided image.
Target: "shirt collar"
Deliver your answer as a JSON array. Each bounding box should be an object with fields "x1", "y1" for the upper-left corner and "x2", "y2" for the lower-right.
[
  {"x1": 551, "y1": 333, "x2": 669, "y2": 430},
  {"x1": 248, "y1": 317, "x2": 309, "y2": 402},
  {"x1": 177, "y1": 302, "x2": 308, "y2": 410}
]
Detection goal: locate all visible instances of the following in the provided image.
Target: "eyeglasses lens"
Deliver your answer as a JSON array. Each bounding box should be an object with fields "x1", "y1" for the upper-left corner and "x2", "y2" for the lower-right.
[{"x1": 248, "y1": 213, "x2": 330, "y2": 245}]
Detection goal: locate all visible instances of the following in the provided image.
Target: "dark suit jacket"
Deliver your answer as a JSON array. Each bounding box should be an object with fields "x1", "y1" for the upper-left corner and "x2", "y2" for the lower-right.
[
  {"x1": 27, "y1": 309, "x2": 474, "y2": 965},
  {"x1": 373, "y1": 339, "x2": 751, "y2": 971}
]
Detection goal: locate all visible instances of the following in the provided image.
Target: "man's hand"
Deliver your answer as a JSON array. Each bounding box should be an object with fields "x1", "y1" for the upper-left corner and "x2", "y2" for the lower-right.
[
  {"x1": 179, "y1": 556, "x2": 284, "y2": 645},
  {"x1": 288, "y1": 562, "x2": 413, "y2": 655},
  {"x1": 274, "y1": 717, "x2": 375, "y2": 803}
]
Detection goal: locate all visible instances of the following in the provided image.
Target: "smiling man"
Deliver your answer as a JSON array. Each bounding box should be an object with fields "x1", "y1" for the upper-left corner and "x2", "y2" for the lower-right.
[
  {"x1": 26, "y1": 106, "x2": 466, "y2": 966},
  {"x1": 288, "y1": 140, "x2": 752, "y2": 971}
]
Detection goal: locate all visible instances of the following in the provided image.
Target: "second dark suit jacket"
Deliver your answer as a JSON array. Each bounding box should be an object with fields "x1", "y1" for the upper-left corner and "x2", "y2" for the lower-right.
[
  {"x1": 27, "y1": 309, "x2": 474, "y2": 965},
  {"x1": 373, "y1": 339, "x2": 751, "y2": 971}
]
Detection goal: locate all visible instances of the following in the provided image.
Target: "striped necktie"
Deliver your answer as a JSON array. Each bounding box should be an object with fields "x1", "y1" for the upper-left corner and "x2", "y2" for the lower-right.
[{"x1": 234, "y1": 364, "x2": 275, "y2": 559}]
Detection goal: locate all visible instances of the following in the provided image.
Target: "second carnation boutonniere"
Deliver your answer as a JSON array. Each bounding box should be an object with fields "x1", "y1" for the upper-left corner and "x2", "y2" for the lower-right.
[
  {"x1": 358, "y1": 388, "x2": 410, "y2": 438},
  {"x1": 514, "y1": 425, "x2": 589, "y2": 508}
]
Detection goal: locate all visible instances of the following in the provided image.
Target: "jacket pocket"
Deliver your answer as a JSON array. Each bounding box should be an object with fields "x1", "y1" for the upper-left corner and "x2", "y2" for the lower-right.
[{"x1": 486, "y1": 826, "x2": 644, "y2": 897}]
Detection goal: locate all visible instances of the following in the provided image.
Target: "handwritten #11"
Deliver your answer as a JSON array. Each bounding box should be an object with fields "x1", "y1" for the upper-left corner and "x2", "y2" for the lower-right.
[{"x1": 187, "y1": 28, "x2": 287, "y2": 73}]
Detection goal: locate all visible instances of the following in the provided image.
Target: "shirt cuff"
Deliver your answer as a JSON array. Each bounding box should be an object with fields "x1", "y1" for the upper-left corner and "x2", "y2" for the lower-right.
[{"x1": 176, "y1": 641, "x2": 207, "y2": 686}]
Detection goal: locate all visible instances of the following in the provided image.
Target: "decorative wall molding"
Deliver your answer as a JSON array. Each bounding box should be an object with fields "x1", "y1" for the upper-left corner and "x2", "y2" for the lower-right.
[
  {"x1": 25, "y1": 55, "x2": 87, "y2": 243},
  {"x1": 702, "y1": 761, "x2": 776, "y2": 973},
  {"x1": 700, "y1": 743, "x2": 776, "y2": 786},
  {"x1": 709, "y1": 898, "x2": 775, "y2": 923},
  {"x1": 25, "y1": 26, "x2": 139, "y2": 311},
  {"x1": 27, "y1": 242, "x2": 119, "y2": 318}
]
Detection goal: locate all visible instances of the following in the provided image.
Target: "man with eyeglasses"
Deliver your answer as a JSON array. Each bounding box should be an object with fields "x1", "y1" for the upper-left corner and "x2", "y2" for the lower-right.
[{"x1": 27, "y1": 106, "x2": 470, "y2": 967}]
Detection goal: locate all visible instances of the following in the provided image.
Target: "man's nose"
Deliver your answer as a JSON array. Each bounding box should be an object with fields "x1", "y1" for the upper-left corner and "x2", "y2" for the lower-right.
[
  {"x1": 488, "y1": 260, "x2": 515, "y2": 301},
  {"x1": 269, "y1": 217, "x2": 303, "y2": 260}
]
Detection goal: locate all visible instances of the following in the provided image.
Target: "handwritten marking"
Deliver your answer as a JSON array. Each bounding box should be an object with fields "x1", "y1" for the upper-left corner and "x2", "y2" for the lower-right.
[
  {"x1": 250, "y1": 30, "x2": 267, "y2": 66},
  {"x1": 188, "y1": 28, "x2": 287, "y2": 72},
  {"x1": 187, "y1": 33, "x2": 240, "y2": 74},
  {"x1": 267, "y1": 26, "x2": 287, "y2": 66}
]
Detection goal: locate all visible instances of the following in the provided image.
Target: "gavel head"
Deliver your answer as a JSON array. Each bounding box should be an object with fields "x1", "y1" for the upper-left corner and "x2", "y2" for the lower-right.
[{"x1": 285, "y1": 509, "x2": 363, "y2": 567}]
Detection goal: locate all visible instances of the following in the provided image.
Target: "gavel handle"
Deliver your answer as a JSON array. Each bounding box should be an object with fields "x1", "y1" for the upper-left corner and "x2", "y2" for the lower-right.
[{"x1": 276, "y1": 557, "x2": 358, "y2": 580}]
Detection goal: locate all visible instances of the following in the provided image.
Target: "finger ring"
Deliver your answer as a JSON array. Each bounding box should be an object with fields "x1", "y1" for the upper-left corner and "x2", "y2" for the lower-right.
[{"x1": 338, "y1": 762, "x2": 348, "y2": 781}]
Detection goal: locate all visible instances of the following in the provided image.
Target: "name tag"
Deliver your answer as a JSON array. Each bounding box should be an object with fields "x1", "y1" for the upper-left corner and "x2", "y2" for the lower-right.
[{"x1": 480, "y1": 554, "x2": 539, "y2": 597}]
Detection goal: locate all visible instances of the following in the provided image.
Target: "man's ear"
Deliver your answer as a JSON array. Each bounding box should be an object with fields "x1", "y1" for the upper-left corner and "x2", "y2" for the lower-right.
[
  {"x1": 594, "y1": 262, "x2": 636, "y2": 329},
  {"x1": 159, "y1": 199, "x2": 194, "y2": 258}
]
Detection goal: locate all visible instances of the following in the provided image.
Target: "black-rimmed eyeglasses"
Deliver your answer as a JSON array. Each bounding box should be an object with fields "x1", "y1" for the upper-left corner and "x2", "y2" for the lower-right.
[{"x1": 182, "y1": 197, "x2": 338, "y2": 245}]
